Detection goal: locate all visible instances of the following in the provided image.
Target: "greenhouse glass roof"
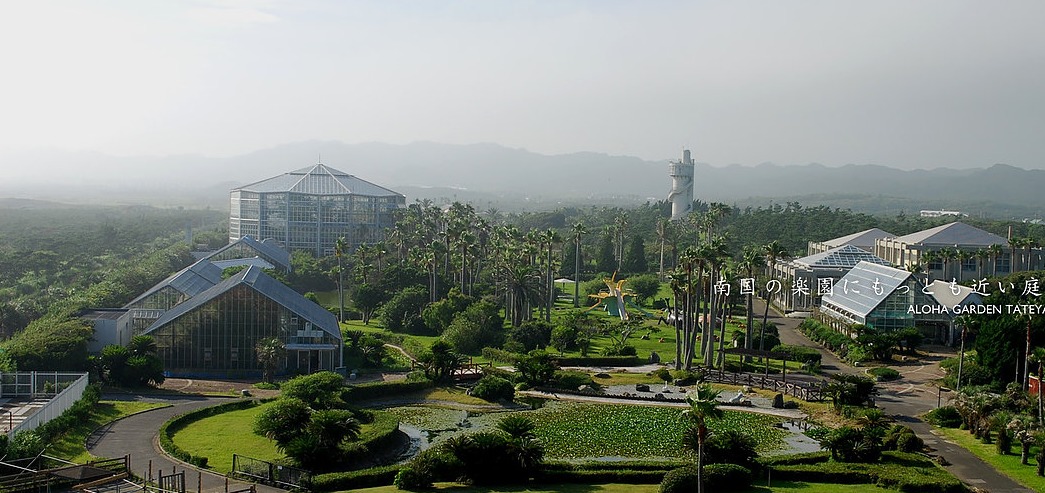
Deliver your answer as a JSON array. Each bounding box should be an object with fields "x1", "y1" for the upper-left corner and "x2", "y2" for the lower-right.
[
  {"x1": 794, "y1": 244, "x2": 891, "y2": 269},
  {"x1": 820, "y1": 261, "x2": 912, "y2": 318},
  {"x1": 144, "y1": 266, "x2": 340, "y2": 340},
  {"x1": 233, "y1": 163, "x2": 403, "y2": 197},
  {"x1": 123, "y1": 260, "x2": 222, "y2": 308}
]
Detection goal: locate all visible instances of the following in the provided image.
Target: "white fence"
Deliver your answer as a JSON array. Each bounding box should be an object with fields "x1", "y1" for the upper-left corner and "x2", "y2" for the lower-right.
[{"x1": 3, "y1": 372, "x2": 89, "y2": 437}]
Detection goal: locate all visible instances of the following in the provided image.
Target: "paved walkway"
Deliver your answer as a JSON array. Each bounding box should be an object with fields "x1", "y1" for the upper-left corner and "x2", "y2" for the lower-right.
[
  {"x1": 756, "y1": 298, "x2": 1035, "y2": 493},
  {"x1": 88, "y1": 394, "x2": 285, "y2": 493}
]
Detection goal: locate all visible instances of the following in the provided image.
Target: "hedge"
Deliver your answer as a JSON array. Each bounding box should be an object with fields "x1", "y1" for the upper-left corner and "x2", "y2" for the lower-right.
[
  {"x1": 311, "y1": 464, "x2": 400, "y2": 491},
  {"x1": 481, "y1": 347, "x2": 526, "y2": 364},
  {"x1": 341, "y1": 378, "x2": 435, "y2": 402},
  {"x1": 537, "y1": 468, "x2": 667, "y2": 484},
  {"x1": 765, "y1": 451, "x2": 964, "y2": 493},
  {"x1": 159, "y1": 398, "x2": 269, "y2": 468},
  {"x1": 553, "y1": 355, "x2": 641, "y2": 367},
  {"x1": 772, "y1": 344, "x2": 823, "y2": 367}
]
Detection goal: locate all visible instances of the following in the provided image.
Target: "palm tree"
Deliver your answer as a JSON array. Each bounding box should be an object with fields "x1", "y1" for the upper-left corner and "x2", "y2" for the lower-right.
[
  {"x1": 128, "y1": 335, "x2": 157, "y2": 357},
  {"x1": 921, "y1": 250, "x2": 939, "y2": 282},
  {"x1": 681, "y1": 384, "x2": 723, "y2": 493},
  {"x1": 988, "y1": 244, "x2": 1003, "y2": 276},
  {"x1": 656, "y1": 218, "x2": 670, "y2": 280},
  {"x1": 938, "y1": 248, "x2": 955, "y2": 281},
  {"x1": 571, "y1": 222, "x2": 587, "y2": 308},
  {"x1": 543, "y1": 229, "x2": 562, "y2": 322},
  {"x1": 760, "y1": 241, "x2": 790, "y2": 351},
  {"x1": 255, "y1": 337, "x2": 285, "y2": 383},
  {"x1": 975, "y1": 249, "x2": 989, "y2": 280},
  {"x1": 334, "y1": 236, "x2": 347, "y2": 322},
  {"x1": 614, "y1": 213, "x2": 628, "y2": 272},
  {"x1": 1009, "y1": 236, "x2": 1022, "y2": 273},
  {"x1": 739, "y1": 246, "x2": 764, "y2": 360}
]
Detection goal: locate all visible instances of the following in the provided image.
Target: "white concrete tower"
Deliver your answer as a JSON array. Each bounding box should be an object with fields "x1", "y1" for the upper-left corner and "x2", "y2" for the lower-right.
[{"x1": 668, "y1": 149, "x2": 695, "y2": 221}]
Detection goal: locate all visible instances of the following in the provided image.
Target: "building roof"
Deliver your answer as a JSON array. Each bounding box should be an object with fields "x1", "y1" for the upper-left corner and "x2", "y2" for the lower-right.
[
  {"x1": 893, "y1": 222, "x2": 1007, "y2": 247},
  {"x1": 202, "y1": 235, "x2": 292, "y2": 271},
  {"x1": 820, "y1": 261, "x2": 912, "y2": 318},
  {"x1": 233, "y1": 163, "x2": 404, "y2": 197},
  {"x1": 210, "y1": 257, "x2": 275, "y2": 271},
  {"x1": 927, "y1": 280, "x2": 984, "y2": 308},
  {"x1": 77, "y1": 309, "x2": 129, "y2": 321},
  {"x1": 794, "y1": 244, "x2": 891, "y2": 270},
  {"x1": 143, "y1": 266, "x2": 340, "y2": 341},
  {"x1": 821, "y1": 228, "x2": 895, "y2": 249},
  {"x1": 123, "y1": 260, "x2": 223, "y2": 308}
]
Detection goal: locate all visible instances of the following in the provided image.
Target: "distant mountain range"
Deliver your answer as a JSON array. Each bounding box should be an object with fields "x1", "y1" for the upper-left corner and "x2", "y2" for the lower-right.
[{"x1": 0, "y1": 141, "x2": 1041, "y2": 218}]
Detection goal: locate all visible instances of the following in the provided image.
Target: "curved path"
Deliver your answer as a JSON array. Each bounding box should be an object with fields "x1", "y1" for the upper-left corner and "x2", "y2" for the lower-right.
[
  {"x1": 88, "y1": 394, "x2": 285, "y2": 493},
  {"x1": 758, "y1": 298, "x2": 1034, "y2": 493}
]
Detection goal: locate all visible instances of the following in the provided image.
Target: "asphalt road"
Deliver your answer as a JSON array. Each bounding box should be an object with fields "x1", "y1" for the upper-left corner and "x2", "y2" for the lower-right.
[{"x1": 88, "y1": 394, "x2": 286, "y2": 493}]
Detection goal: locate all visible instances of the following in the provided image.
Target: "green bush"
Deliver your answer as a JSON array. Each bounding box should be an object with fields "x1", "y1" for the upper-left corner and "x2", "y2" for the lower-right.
[
  {"x1": 471, "y1": 375, "x2": 515, "y2": 402},
  {"x1": 705, "y1": 464, "x2": 754, "y2": 491},
  {"x1": 924, "y1": 406, "x2": 962, "y2": 428},
  {"x1": 659, "y1": 465, "x2": 697, "y2": 493},
  {"x1": 772, "y1": 344, "x2": 823, "y2": 367},
  {"x1": 393, "y1": 467, "x2": 426, "y2": 490},
  {"x1": 342, "y1": 378, "x2": 434, "y2": 402},
  {"x1": 766, "y1": 451, "x2": 964, "y2": 493},
  {"x1": 552, "y1": 355, "x2": 641, "y2": 367},
  {"x1": 869, "y1": 367, "x2": 901, "y2": 381},
  {"x1": 538, "y1": 468, "x2": 666, "y2": 484},
  {"x1": 311, "y1": 465, "x2": 400, "y2": 491},
  {"x1": 882, "y1": 425, "x2": 923, "y2": 453},
  {"x1": 547, "y1": 370, "x2": 595, "y2": 391},
  {"x1": 659, "y1": 464, "x2": 752, "y2": 493}
]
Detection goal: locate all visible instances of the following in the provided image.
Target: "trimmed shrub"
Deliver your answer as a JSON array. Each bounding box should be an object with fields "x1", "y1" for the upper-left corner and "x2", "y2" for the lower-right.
[
  {"x1": 547, "y1": 370, "x2": 595, "y2": 391},
  {"x1": 659, "y1": 465, "x2": 697, "y2": 493},
  {"x1": 883, "y1": 425, "x2": 924, "y2": 453},
  {"x1": 552, "y1": 355, "x2": 641, "y2": 367},
  {"x1": 311, "y1": 465, "x2": 399, "y2": 491},
  {"x1": 772, "y1": 344, "x2": 823, "y2": 368},
  {"x1": 471, "y1": 375, "x2": 515, "y2": 402},
  {"x1": 925, "y1": 406, "x2": 962, "y2": 428},
  {"x1": 869, "y1": 367, "x2": 901, "y2": 382},
  {"x1": 342, "y1": 378, "x2": 434, "y2": 402},
  {"x1": 705, "y1": 464, "x2": 753, "y2": 491}
]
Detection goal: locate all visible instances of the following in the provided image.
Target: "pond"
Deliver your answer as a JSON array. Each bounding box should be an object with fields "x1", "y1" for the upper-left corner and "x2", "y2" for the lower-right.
[{"x1": 382, "y1": 399, "x2": 818, "y2": 461}]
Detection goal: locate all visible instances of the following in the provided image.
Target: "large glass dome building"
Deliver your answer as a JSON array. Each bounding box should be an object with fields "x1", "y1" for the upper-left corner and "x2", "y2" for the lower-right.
[{"x1": 229, "y1": 163, "x2": 405, "y2": 256}]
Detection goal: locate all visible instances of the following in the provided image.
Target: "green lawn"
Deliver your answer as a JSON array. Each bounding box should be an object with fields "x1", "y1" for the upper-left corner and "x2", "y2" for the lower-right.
[
  {"x1": 351, "y1": 480, "x2": 894, "y2": 493},
  {"x1": 50, "y1": 400, "x2": 169, "y2": 463},
  {"x1": 171, "y1": 401, "x2": 284, "y2": 473},
  {"x1": 936, "y1": 426, "x2": 1045, "y2": 492}
]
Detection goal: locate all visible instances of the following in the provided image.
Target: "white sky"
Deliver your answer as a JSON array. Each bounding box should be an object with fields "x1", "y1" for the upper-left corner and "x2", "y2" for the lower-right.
[{"x1": 1, "y1": 0, "x2": 1043, "y2": 168}]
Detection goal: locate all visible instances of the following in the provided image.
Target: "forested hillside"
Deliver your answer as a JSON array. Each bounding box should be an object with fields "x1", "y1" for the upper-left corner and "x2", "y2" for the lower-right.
[{"x1": 0, "y1": 202, "x2": 225, "y2": 338}]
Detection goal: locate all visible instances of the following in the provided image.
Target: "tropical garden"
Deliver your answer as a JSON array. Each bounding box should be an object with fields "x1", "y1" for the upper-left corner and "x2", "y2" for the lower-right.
[{"x1": 6, "y1": 197, "x2": 1045, "y2": 491}]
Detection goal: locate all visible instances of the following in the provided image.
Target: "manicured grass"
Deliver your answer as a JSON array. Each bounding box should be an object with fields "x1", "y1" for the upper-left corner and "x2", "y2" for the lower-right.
[
  {"x1": 171, "y1": 401, "x2": 283, "y2": 473},
  {"x1": 590, "y1": 372, "x2": 661, "y2": 386},
  {"x1": 50, "y1": 400, "x2": 169, "y2": 463},
  {"x1": 350, "y1": 480, "x2": 894, "y2": 493},
  {"x1": 937, "y1": 426, "x2": 1045, "y2": 492},
  {"x1": 422, "y1": 387, "x2": 495, "y2": 406}
]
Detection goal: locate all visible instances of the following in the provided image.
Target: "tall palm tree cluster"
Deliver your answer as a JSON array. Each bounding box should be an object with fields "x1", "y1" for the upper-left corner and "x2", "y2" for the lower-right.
[
  {"x1": 379, "y1": 201, "x2": 564, "y2": 328},
  {"x1": 919, "y1": 238, "x2": 1039, "y2": 282},
  {"x1": 664, "y1": 205, "x2": 788, "y2": 371}
]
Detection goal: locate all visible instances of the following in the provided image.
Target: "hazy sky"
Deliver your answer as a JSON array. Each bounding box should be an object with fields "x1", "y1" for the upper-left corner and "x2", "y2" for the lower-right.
[{"x1": 2, "y1": 1, "x2": 1044, "y2": 169}]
